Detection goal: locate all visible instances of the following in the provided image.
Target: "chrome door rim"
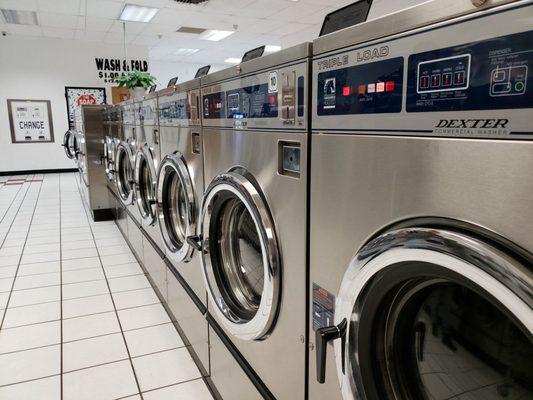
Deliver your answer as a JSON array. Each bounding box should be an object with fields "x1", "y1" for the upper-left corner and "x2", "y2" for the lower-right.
[
  {"x1": 335, "y1": 228, "x2": 533, "y2": 400},
  {"x1": 156, "y1": 152, "x2": 197, "y2": 263},
  {"x1": 63, "y1": 131, "x2": 74, "y2": 159},
  {"x1": 200, "y1": 172, "x2": 281, "y2": 341},
  {"x1": 104, "y1": 136, "x2": 116, "y2": 181},
  {"x1": 134, "y1": 143, "x2": 158, "y2": 225},
  {"x1": 115, "y1": 141, "x2": 135, "y2": 205}
]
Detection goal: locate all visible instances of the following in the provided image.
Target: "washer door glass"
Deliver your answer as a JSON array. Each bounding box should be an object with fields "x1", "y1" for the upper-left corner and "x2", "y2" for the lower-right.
[
  {"x1": 334, "y1": 228, "x2": 533, "y2": 400},
  {"x1": 157, "y1": 153, "x2": 196, "y2": 262},
  {"x1": 135, "y1": 145, "x2": 157, "y2": 224},
  {"x1": 63, "y1": 131, "x2": 74, "y2": 159},
  {"x1": 200, "y1": 171, "x2": 281, "y2": 340},
  {"x1": 115, "y1": 142, "x2": 134, "y2": 205}
]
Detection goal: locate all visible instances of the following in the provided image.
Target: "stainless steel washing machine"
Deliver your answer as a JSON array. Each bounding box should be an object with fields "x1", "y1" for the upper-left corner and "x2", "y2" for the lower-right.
[
  {"x1": 104, "y1": 105, "x2": 122, "y2": 220},
  {"x1": 133, "y1": 91, "x2": 167, "y2": 300},
  {"x1": 309, "y1": 1, "x2": 533, "y2": 399},
  {"x1": 195, "y1": 43, "x2": 312, "y2": 399},
  {"x1": 115, "y1": 99, "x2": 143, "y2": 259},
  {"x1": 155, "y1": 78, "x2": 209, "y2": 374}
]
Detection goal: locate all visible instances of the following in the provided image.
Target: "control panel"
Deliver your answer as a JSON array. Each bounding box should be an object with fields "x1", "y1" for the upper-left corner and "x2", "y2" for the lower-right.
[
  {"x1": 158, "y1": 98, "x2": 190, "y2": 124},
  {"x1": 317, "y1": 57, "x2": 404, "y2": 115},
  {"x1": 407, "y1": 30, "x2": 532, "y2": 112},
  {"x1": 204, "y1": 83, "x2": 278, "y2": 120},
  {"x1": 139, "y1": 99, "x2": 158, "y2": 126}
]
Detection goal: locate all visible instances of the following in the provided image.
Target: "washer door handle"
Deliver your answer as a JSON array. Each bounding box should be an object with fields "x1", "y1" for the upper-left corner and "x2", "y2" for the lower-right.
[
  {"x1": 316, "y1": 318, "x2": 347, "y2": 384},
  {"x1": 186, "y1": 235, "x2": 203, "y2": 252}
]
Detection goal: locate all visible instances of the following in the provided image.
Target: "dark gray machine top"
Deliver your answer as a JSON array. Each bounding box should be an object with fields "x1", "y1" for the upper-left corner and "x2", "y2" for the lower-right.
[
  {"x1": 201, "y1": 42, "x2": 312, "y2": 86},
  {"x1": 313, "y1": 0, "x2": 518, "y2": 56}
]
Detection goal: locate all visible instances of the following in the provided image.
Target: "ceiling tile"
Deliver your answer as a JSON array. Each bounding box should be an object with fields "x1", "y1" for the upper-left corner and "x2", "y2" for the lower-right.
[
  {"x1": 85, "y1": 0, "x2": 124, "y2": 19},
  {"x1": 41, "y1": 26, "x2": 75, "y2": 39},
  {"x1": 0, "y1": 0, "x2": 38, "y2": 12},
  {"x1": 37, "y1": 0, "x2": 80, "y2": 15},
  {"x1": 74, "y1": 29, "x2": 107, "y2": 42},
  {"x1": 76, "y1": 16, "x2": 114, "y2": 32},
  {"x1": 235, "y1": 0, "x2": 292, "y2": 18},
  {"x1": 149, "y1": 8, "x2": 192, "y2": 26},
  {"x1": 5, "y1": 24, "x2": 42, "y2": 36},
  {"x1": 108, "y1": 20, "x2": 147, "y2": 35},
  {"x1": 39, "y1": 12, "x2": 78, "y2": 28}
]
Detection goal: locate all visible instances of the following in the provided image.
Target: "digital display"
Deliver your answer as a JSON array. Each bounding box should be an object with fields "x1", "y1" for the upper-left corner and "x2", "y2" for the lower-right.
[
  {"x1": 317, "y1": 57, "x2": 404, "y2": 115},
  {"x1": 203, "y1": 83, "x2": 278, "y2": 119},
  {"x1": 417, "y1": 54, "x2": 471, "y2": 93},
  {"x1": 407, "y1": 30, "x2": 533, "y2": 112},
  {"x1": 158, "y1": 99, "x2": 190, "y2": 121}
]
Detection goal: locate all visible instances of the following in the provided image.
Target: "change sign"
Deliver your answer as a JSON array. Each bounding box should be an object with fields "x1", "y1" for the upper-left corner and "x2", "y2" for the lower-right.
[{"x1": 7, "y1": 99, "x2": 54, "y2": 143}]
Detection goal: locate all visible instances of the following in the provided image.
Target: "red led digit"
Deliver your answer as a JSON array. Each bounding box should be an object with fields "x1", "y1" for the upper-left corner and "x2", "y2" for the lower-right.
[
  {"x1": 342, "y1": 86, "x2": 352, "y2": 96},
  {"x1": 385, "y1": 81, "x2": 395, "y2": 92}
]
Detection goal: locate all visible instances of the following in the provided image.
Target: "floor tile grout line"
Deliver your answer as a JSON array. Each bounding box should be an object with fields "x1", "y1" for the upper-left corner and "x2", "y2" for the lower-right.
[
  {"x1": 0, "y1": 306, "x2": 171, "y2": 332},
  {"x1": 75, "y1": 174, "x2": 146, "y2": 400},
  {"x1": 136, "y1": 376, "x2": 205, "y2": 397},
  {"x1": 0, "y1": 175, "x2": 44, "y2": 332},
  {"x1": 0, "y1": 182, "x2": 26, "y2": 228},
  {"x1": 0, "y1": 372, "x2": 60, "y2": 390},
  {"x1": 0, "y1": 177, "x2": 34, "y2": 250}
]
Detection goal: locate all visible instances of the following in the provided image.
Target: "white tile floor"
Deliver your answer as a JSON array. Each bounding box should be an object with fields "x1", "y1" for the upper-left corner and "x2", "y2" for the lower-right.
[{"x1": 0, "y1": 173, "x2": 214, "y2": 400}]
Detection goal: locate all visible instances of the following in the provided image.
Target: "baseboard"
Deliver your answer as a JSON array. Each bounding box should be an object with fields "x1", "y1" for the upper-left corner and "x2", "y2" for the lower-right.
[{"x1": 0, "y1": 168, "x2": 78, "y2": 176}]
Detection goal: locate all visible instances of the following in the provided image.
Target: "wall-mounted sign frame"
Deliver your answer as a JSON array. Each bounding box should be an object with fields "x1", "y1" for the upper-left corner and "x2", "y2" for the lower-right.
[
  {"x1": 65, "y1": 86, "x2": 107, "y2": 129},
  {"x1": 7, "y1": 99, "x2": 55, "y2": 144}
]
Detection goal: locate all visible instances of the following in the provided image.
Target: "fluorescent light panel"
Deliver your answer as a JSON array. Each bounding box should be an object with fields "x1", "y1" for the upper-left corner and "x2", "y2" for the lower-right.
[
  {"x1": 265, "y1": 45, "x2": 281, "y2": 53},
  {"x1": 175, "y1": 48, "x2": 199, "y2": 56},
  {"x1": 1, "y1": 9, "x2": 38, "y2": 25},
  {"x1": 225, "y1": 58, "x2": 242, "y2": 64},
  {"x1": 201, "y1": 30, "x2": 234, "y2": 41},
  {"x1": 119, "y1": 4, "x2": 159, "y2": 23}
]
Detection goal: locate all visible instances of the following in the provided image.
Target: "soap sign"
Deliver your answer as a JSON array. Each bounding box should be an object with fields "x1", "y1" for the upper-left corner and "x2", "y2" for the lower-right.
[
  {"x1": 65, "y1": 87, "x2": 107, "y2": 129},
  {"x1": 95, "y1": 57, "x2": 150, "y2": 83},
  {"x1": 7, "y1": 99, "x2": 54, "y2": 143}
]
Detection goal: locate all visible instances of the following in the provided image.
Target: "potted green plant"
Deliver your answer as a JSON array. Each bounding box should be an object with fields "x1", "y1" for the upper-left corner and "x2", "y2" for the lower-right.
[{"x1": 113, "y1": 70, "x2": 157, "y2": 99}]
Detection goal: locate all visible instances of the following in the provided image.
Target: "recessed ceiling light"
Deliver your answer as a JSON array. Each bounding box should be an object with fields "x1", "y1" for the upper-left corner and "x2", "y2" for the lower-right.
[
  {"x1": 201, "y1": 30, "x2": 234, "y2": 42},
  {"x1": 1, "y1": 9, "x2": 38, "y2": 25},
  {"x1": 174, "y1": 48, "x2": 199, "y2": 56},
  {"x1": 225, "y1": 58, "x2": 242, "y2": 64},
  {"x1": 265, "y1": 45, "x2": 281, "y2": 53},
  {"x1": 119, "y1": 4, "x2": 159, "y2": 23}
]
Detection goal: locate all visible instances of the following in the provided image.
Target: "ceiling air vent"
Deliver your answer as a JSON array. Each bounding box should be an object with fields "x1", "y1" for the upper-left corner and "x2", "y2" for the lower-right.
[
  {"x1": 173, "y1": 0, "x2": 209, "y2": 4},
  {"x1": 177, "y1": 26, "x2": 207, "y2": 34}
]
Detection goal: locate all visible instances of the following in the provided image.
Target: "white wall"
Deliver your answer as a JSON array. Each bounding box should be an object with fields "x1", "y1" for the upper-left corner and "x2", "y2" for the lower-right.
[
  {"x1": 0, "y1": 36, "x2": 147, "y2": 173},
  {"x1": 0, "y1": 36, "x2": 224, "y2": 173}
]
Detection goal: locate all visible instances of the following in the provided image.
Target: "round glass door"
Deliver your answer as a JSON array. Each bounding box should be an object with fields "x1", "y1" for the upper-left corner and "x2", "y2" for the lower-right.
[
  {"x1": 63, "y1": 131, "x2": 74, "y2": 159},
  {"x1": 333, "y1": 228, "x2": 533, "y2": 400},
  {"x1": 135, "y1": 144, "x2": 157, "y2": 225},
  {"x1": 200, "y1": 170, "x2": 281, "y2": 341},
  {"x1": 115, "y1": 141, "x2": 135, "y2": 205},
  {"x1": 156, "y1": 152, "x2": 196, "y2": 263},
  {"x1": 103, "y1": 136, "x2": 117, "y2": 181}
]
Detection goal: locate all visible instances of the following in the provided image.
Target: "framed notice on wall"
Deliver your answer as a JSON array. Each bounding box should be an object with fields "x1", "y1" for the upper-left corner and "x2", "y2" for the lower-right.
[
  {"x1": 65, "y1": 87, "x2": 107, "y2": 129},
  {"x1": 7, "y1": 99, "x2": 54, "y2": 143}
]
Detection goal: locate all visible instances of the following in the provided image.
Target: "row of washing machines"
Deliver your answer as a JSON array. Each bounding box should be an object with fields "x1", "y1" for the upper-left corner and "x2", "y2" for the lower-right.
[{"x1": 85, "y1": 1, "x2": 533, "y2": 399}]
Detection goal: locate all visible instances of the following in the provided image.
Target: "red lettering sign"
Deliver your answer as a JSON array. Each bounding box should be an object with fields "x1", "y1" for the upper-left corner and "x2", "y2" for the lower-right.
[{"x1": 76, "y1": 95, "x2": 97, "y2": 105}]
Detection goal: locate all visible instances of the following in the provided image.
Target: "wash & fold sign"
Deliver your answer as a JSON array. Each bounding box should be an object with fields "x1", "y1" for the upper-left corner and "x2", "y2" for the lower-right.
[{"x1": 95, "y1": 58, "x2": 150, "y2": 83}]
